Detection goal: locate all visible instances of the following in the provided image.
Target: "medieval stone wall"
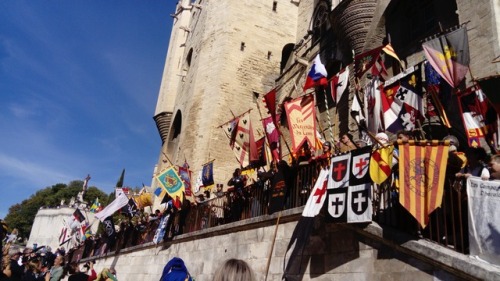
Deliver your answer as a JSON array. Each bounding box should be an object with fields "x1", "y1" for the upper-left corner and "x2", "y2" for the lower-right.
[
  {"x1": 73, "y1": 209, "x2": 500, "y2": 281},
  {"x1": 154, "y1": 0, "x2": 299, "y2": 193}
]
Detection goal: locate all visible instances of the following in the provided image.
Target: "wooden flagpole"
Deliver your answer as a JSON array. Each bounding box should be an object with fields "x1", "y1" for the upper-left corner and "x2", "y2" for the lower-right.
[{"x1": 264, "y1": 211, "x2": 281, "y2": 281}]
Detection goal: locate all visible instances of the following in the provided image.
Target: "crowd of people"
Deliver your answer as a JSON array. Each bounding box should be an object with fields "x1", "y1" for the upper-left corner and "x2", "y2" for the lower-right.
[{"x1": 1, "y1": 243, "x2": 117, "y2": 281}]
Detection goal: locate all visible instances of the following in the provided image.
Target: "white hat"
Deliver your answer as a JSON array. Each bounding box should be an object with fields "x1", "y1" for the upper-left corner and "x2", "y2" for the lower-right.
[{"x1": 375, "y1": 132, "x2": 389, "y2": 144}]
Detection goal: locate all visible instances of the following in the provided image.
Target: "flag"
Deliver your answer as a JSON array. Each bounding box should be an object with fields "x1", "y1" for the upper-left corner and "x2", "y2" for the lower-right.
[
  {"x1": 263, "y1": 88, "x2": 277, "y2": 123},
  {"x1": 425, "y1": 62, "x2": 451, "y2": 128},
  {"x1": 116, "y1": 169, "x2": 125, "y2": 188},
  {"x1": 349, "y1": 147, "x2": 371, "y2": 186},
  {"x1": 369, "y1": 145, "x2": 394, "y2": 184},
  {"x1": 73, "y1": 209, "x2": 85, "y2": 223},
  {"x1": 381, "y1": 82, "x2": 403, "y2": 133},
  {"x1": 251, "y1": 137, "x2": 267, "y2": 167},
  {"x1": 354, "y1": 46, "x2": 383, "y2": 78},
  {"x1": 458, "y1": 86, "x2": 487, "y2": 147},
  {"x1": 382, "y1": 43, "x2": 403, "y2": 67},
  {"x1": 121, "y1": 198, "x2": 138, "y2": 218},
  {"x1": 134, "y1": 192, "x2": 153, "y2": 209},
  {"x1": 262, "y1": 116, "x2": 280, "y2": 160},
  {"x1": 350, "y1": 92, "x2": 366, "y2": 126},
  {"x1": 330, "y1": 67, "x2": 349, "y2": 103},
  {"x1": 282, "y1": 169, "x2": 329, "y2": 280},
  {"x1": 466, "y1": 177, "x2": 500, "y2": 265},
  {"x1": 89, "y1": 198, "x2": 101, "y2": 213},
  {"x1": 382, "y1": 65, "x2": 424, "y2": 133},
  {"x1": 326, "y1": 185, "x2": 372, "y2": 223},
  {"x1": 194, "y1": 170, "x2": 203, "y2": 193},
  {"x1": 249, "y1": 121, "x2": 259, "y2": 162},
  {"x1": 303, "y1": 54, "x2": 328, "y2": 91},
  {"x1": 328, "y1": 153, "x2": 351, "y2": 189},
  {"x1": 303, "y1": 169, "x2": 329, "y2": 217},
  {"x1": 422, "y1": 26, "x2": 470, "y2": 88},
  {"x1": 371, "y1": 55, "x2": 388, "y2": 80},
  {"x1": 178, "y1": 165, "x2": 195, "y2": 203},
  {"x1": 95, "y1": 192, "x2": 129, "y2": 222},
  {"x1": 233, "y1": 112, "x2": 253, "y2": 167},
  {"x1": 202, "y1": 162, "x2": 214, "y2": 187},
  {"x1": 364, "y1": 77, "x2": 382, "y2": 134},
  {"x1": 156, "y1": 166, "x2": 185, "y2": 207},
  {"x1": 102, "y1": 216, "x2": 116, "y2": 249},
  {"x1": 284, "y1": 95, "x2": 316, "y2": 154},
  {"x1": 398, "y1": 140, "x2": 449, "y2": 228}
]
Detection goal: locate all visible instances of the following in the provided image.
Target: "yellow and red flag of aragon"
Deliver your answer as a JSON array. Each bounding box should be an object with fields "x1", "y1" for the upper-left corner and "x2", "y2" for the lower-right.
[
  {"x1": 156, "y1": 166, "x2": 185, "y2": 207},
  {"x1": 369, "y1": 145, "x2": 394, "y2": 185},
  {"x1": 398, "y1": 140, "x2": 449, "y2": 228}
]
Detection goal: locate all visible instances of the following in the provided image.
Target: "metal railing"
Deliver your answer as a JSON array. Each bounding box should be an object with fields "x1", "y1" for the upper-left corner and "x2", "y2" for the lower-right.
[{"x1": 67, "y1": 161, "x2": 468, "y2": 262}]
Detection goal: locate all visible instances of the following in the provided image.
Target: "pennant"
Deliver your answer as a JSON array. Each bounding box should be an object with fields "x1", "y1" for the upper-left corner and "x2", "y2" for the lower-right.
[
  {"x1": 284, "y1": 95, "x2": 316, "y2": 154},
  {"x1": 234, "y1": 112, "x2": 252, "y2": 167},
  {"x1": 328, "y1": 153, "x2": 351, "y2": 189},
  {"x1": 223, "y1": 118, "x2": 239, "y2": 147},
  {"x1": 94, "y1": 192, "x2": 129, "y2": 222},
  {"x1": 381, "y1": 82, "x2": 403, "y2": 133},
  {"x1": 303, "y1": 54, "x2": 328, "y2": 91},
  {"x1": 382, "y1": 43, "x2": 403, "y2": 67},
  {"x1": 202, "y1": 162, "x2": 214, "y2": 186},
  {"x1": 425, "y1": 62, "x2": 452, "y2": 128},
  {"x1": 156, "y1": 166, "x2": 185, "y2": 207},
  {"x1": 73, "y1": 209, "x2": 86, "y2": 223},
  {"x1": 369, "y1": 145, "x2": 394, "y2": 184},
  {"x1": 422, "y1": 26, "x2": 470, "y2": 88},
  {"x1": 349, "y1": 147, "x2": 372, "y2": 185},
  {"x1": 398, "y1": 140, "x2": 449, "y2": 228},
  {"x1": 249, "y1": 121, "x2": 259, "y2": 162},
  {"x1": 354, "y1": 46, "x2": 383, "y2": 78},
  {"x1": 178, "y1": 166, "x2": 195, "y2": 203},
  {"x1": 364, "y1": 77, "x2": 382, "y2": 134},
  {"x1": 330, "y1": 67, "x2": 349, "y2": 103}
]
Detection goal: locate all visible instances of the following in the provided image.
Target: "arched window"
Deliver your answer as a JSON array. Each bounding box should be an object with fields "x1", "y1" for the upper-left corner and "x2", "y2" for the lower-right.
[
  {"x1": 310, "y1": 1, "x2": 331, "y2": 44},
  {"x1": 280, "y1": 43, "x2": 295, "y2": 74}
]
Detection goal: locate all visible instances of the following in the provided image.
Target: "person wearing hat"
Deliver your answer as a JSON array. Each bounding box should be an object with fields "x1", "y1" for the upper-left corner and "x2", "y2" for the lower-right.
[{"x1": 310, "y1": 141, "x2": 332, "y2": 169}]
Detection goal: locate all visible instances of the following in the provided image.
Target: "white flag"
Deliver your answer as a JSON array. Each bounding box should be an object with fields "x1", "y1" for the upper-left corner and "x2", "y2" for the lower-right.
[
  {"x1": 302, "y1": 169, "x2": 328, "y2": 217},
  {"x1": 94, "y1": 192, "x2": 129, "y2": 222}
]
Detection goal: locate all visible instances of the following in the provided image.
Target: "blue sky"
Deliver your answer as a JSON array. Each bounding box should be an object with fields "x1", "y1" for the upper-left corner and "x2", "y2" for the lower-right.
[{"x1": 0, "y1": 1, "x2": 177, "y2": 219}]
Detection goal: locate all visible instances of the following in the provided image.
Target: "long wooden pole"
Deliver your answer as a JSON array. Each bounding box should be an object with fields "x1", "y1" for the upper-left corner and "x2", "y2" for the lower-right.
[{"x1": 264, "y1": 211, "x2": 281, "y2": 281}]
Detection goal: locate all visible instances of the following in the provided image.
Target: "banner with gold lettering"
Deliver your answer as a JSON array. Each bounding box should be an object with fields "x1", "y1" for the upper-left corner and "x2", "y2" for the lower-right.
[
  {"x1": 284, "y1": 95, "x2": 316, "y2": 154},
  {"x1": 398, "y1": 140, "x2": 449, "y2": 228}
]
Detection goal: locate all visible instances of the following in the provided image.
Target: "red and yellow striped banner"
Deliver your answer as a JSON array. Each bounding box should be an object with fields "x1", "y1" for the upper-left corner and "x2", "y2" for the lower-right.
[{"x1": 398, "y1": 140, "x2": 449, "y2": 228}]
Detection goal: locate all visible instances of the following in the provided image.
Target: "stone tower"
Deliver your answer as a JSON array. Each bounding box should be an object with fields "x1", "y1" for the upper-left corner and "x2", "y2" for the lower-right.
[{"x1": 153, "y1": 0, "x2": 299, "y2": 193}]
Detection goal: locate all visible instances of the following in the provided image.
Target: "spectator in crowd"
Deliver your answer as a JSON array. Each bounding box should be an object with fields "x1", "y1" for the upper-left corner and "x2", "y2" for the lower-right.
[
  {"x1": 212, "y1": 258, "x2": 256, "y2": 281},
  {"x1": 489, "y1": 154, "x2": 500, "y2": 180},
  {"x1": 456, "y1": 147, "x2": 490, "y2": 180},
  {"x1": 48, "y1": 254, "x2": 64, "y2": 281},
  {"x1": 96, "y1": 268, "x2": 117, "y2": 281},
  {"x1": 67, "y1": 261, "x2": 96, "y2": 281}
]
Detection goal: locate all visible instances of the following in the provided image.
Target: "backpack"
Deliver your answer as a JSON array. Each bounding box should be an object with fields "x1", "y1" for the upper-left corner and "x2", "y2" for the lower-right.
[{"x1": 160, "y1": 257, "x2": 193, "y2": 281}]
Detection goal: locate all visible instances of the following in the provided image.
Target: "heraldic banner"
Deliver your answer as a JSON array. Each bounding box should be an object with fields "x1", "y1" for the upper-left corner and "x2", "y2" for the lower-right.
[
  {"x1": 284, "y1": 94, "x2": 316, "y2": 154},
  {"x1": 156, "y1": 166, "x2": 185, "y2": 204},
  {"x1": 398, "y1": 140, "x2": 449, "y2": 228},
  {"x1": 466, "y1": 177, "x2": 500, "y2": 265}
]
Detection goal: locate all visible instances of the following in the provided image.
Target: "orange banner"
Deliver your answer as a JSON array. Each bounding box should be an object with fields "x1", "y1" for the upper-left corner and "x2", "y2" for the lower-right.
[
  {"x1": 284, "y1": 95, "x2": 316, "y2": 154},
  {"x1": 398, "y1": 140, "x2": 449, "y2": 228}
]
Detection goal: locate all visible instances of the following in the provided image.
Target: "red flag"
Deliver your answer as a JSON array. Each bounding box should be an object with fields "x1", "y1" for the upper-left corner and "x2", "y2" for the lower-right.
[
  {"x1": 263, "y1": 89, "x2": 277, "y2": 123},
  {"x1": 330, "y1": 67, "x2": 349, "y2": 103}
]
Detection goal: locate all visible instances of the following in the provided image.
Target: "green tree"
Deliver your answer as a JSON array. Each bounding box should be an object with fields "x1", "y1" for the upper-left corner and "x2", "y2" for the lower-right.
[{"x1": 3, "y1": 181, "x2": 109, "y2": 241}]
